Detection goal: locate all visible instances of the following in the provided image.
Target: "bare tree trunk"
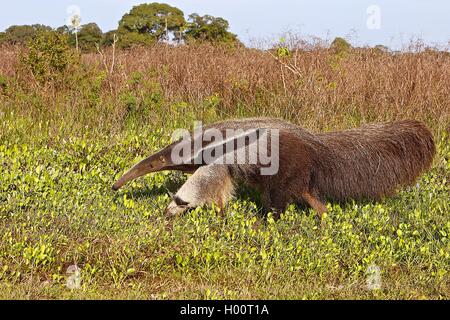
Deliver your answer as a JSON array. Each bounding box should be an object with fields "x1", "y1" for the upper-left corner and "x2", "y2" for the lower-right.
[{"x1": 75, "y1": 32, "x2": 79, "y2": 52}]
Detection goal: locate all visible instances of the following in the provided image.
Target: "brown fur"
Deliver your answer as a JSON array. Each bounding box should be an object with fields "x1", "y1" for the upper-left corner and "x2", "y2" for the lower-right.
[
  {"x1": 113, "y1": 118, "x2": 436, "y2": 216},
  {"x1": 233, "y1": 120, "x2": 435, "y2": 216}
]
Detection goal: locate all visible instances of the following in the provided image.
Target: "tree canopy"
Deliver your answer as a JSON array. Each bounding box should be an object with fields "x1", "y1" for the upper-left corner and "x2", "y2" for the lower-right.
[
  {"x1": 331, "y1": 37, "x2": 352, "y2": 53},
  {"x1": 184, "y1": 13, "x2": 238, "y2": 44},
  {"x1": 102, "y1": 30, "x2": 118, "y2": 46},
  {"x1": 77, "y1": 23, "x2": 103, "y2": 51},
  {"x1": 0, "y1": 3, "x2": 241, "y2": 48},
  {"x1": 118, "y1": 2, "x2": 185, "y2": 46},
  {"x1": 57, "y1": 23, "x2": 104, "y2": 52},
  {"x1": 1, "y1": 24, "x2": 52, "y2": 45}
]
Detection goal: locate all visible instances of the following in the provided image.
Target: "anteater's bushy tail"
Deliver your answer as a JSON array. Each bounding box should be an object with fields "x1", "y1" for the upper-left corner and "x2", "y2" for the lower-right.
[{"x1": 314, "y1": 120, "x2": 436, "y2": 201}]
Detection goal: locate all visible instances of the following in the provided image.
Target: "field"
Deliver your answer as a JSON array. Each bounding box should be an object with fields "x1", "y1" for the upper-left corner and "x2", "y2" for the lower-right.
[{"x1": 0, "y1": 40, "x2": 449, "y2": 299}]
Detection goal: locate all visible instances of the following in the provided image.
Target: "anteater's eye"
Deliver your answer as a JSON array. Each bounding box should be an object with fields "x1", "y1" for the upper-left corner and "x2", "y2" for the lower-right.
[{"x1": 160, "y1": 156, "x2": 166, "y2": 163}]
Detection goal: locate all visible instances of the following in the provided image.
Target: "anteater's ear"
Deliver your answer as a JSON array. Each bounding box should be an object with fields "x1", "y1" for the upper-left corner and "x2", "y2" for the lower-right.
[{"x1": 173, "y1": 195, "x2": 189, "y2": 207}]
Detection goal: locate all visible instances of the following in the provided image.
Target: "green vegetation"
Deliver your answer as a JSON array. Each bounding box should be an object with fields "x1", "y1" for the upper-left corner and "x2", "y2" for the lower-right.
[
  {"x1": 63, "y1": 23, "x2": 104, "y2": 53},
  {"x1": 184, "y1": 14, "x2": 238, "y2": 45},
  {"x1": 0, "y1": 24, "x2": 52, "y2": 45},
  {"x1": 331, "y1": 37, "x2": 352, "y2": 54},
  {"x1": 22, "y1": 31, "x2": 78, "y2": 85},
  {"x1": 0, "y1": 30, "x2": 448, "y2": 300},
  {"x1": 0, "y1": 2, "x2": 238, "y2": 50},
  {"x1": 118, "y1": 2, "x2": 185, "y2": 46},
  {"x1": 0, "y1": 118, "x2": 448, "y2": 299}
]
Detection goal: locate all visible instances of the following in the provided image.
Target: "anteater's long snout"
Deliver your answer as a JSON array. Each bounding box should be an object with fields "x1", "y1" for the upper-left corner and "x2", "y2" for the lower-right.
[{"x1": 112, "y1": 154, "x2": 163, "y2": 191}]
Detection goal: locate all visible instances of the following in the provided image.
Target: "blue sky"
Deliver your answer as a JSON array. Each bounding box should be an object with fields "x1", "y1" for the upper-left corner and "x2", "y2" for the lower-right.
[{"x1": 0, "y1": 1, "x2": 448, "y2": 49}]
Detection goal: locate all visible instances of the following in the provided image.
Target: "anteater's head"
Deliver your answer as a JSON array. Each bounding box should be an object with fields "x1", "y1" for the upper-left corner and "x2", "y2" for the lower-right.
[
  {"x1": 112, "y1": 124, "x2": 262, "y2": 191},
  {"x1": 112, "y1": 126, "x2": 232, "y2": 191}
]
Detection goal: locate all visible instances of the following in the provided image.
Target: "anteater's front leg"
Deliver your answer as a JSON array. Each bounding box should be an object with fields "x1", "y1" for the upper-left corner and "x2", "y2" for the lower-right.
[
  {"x1": 164, "y1": 165, "x2": 234, "y2": 218},
  {"x1": 261, "y1": 188, "x2": 289, "y2": 220}
]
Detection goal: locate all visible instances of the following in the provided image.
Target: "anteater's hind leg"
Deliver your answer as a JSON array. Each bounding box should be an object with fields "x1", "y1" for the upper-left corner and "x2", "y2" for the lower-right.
[{"x1": 302, "y1": 191, "x2": 327, "y2": 218}]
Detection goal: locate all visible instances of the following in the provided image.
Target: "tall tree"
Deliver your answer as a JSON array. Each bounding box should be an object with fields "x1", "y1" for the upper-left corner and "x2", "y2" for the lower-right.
[
  {"x1": 57, "y1": 23, "x2": 104, "y2": 52},
  {"x1": 1, "y1": 24, "x2": 52, "y2": 45},
  {"x1": 184, "y1": 14, "x2": 238, "y2": 44},
  {"x1": 102, "y1": 30, "x2": 118, "y2": 46},
  {"x1": 118, "y1": 2, "x2": 185, "y2": 47},
  {"x1": 77, "y1": 23, "x2": 103, "y2": 52}
]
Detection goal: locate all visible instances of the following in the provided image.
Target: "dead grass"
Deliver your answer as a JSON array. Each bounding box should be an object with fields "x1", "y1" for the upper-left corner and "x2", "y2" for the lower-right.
[{"x1": 0, "y1": 41, "x2": 448, "y2": 137}]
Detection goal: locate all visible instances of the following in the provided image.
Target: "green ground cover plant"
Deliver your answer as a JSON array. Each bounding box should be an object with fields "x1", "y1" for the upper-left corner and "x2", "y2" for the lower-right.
[{"x1": 0, "y1": 34, "x2": 448, "y2": 299}]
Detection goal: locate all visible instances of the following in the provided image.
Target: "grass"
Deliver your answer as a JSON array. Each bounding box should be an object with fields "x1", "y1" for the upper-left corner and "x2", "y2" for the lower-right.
[{"x1": 0, "y1": 40, "x2": 449, "y2": 299}]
